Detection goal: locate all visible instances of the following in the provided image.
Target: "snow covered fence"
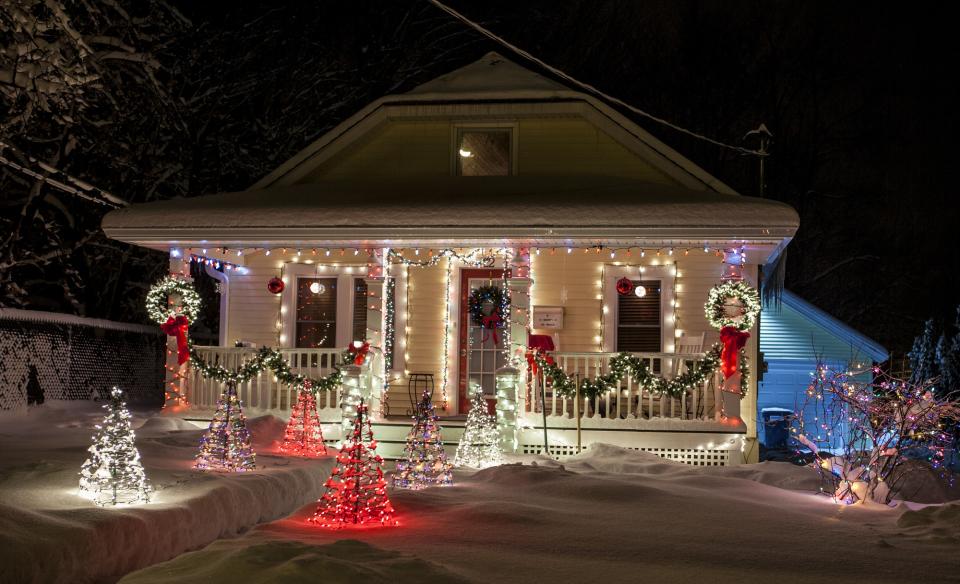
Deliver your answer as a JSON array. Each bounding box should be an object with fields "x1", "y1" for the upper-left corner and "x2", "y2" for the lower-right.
[{"x1": 0, "y1": 308, "x2": 165, "y2": 410}]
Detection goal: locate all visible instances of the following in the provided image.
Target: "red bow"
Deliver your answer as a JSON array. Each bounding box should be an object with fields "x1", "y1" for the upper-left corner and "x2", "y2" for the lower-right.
[
  {"x1": 481, "y1": 313, "x2": 502, "y2": 345},
  {"x1": 160, "y1": 315, "x2": 190, "y2": 365},
  {"x1": 348, "y1": 341, "x2": 371, "y2": 366},
  {"x1": 719, "y1": 326, "x2": 750, "y2": 379}
]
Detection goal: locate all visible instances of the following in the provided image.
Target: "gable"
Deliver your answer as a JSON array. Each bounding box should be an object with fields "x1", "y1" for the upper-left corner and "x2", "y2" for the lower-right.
[
  {"x1": 297, "y1": 115, "x2": 678, "y2": 184},
  {"x1": 253, "y1": 53, "x2": 738, "y2": 193}
]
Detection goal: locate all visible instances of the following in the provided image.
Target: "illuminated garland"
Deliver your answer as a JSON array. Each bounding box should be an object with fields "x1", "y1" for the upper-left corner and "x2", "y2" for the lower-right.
[
  {"x1": 146, "y1": 276, "x2": 202, "y2": 324},
  {"x1": 189, "y1": 342, "x2": 368, "y2": 393},
  {"x1": 529, "y1": 343, "x2": 749, "y2": 400},
  {"x1": 388, "y1": 247, "x2": 503, "y2": 268},
  {"x1": 705, "y1": 281, "x2": 760, "y2": 331}
]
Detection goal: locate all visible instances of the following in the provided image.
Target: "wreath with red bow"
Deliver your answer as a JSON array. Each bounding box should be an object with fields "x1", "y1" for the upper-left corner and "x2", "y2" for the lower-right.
[{"x1": 468, "y1": 285, "x2": 509, "y2": 344}]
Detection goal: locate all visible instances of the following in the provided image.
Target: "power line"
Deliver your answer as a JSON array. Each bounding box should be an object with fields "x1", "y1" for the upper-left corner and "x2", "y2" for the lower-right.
[{"x1": 427, "y1": 0, "x2": 765, "y2": 157}]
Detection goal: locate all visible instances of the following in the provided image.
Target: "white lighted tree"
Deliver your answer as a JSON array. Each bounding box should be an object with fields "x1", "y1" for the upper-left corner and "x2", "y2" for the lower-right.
[
  {"x1": 79, "y1": 387, "x2": 151, "y2": 505},
  {"x1": 453, "y1": 383, "x2": 502, "y2": 468}
]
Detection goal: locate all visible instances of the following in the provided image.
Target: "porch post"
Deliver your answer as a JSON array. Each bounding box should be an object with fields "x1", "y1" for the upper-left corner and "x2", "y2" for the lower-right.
[
  {"x1": 364, "y1": 271, "x2": 387, "y2": 420},
  {"x1": 503, "y1": 249, "x2": 531, "y2": 449},
  {"x1": 340, "y1": 364, "x2": 363, "y2": 444},
  {"x1": 496, "y1": 366, "x2": 520, "y2": 453},
  {"x1": 164, "y1": 251, "x2": 190, "y2": 410}
]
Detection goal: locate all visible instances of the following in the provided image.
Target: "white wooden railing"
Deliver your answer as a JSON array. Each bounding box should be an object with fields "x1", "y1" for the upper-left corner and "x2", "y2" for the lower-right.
[
  {"x1": 526, "y1": 351, "x2": 724, "y2": 423},
  {"x1": 187, "y1": 347, "x2": 344, "y2": 413}
]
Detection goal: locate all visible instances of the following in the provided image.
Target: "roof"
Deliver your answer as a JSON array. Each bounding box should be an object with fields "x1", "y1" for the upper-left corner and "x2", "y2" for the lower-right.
[
  {"x1": 760, "y1": 290, "x2": 888, "y2": 364},
  {"x1": 102, "y1": 175, "x2": 799, "y2": 246},
  {"x1": 405, "y1": 51, "x2": 572, "y2": 98},
  {"x1": 250, "y1": 52, "x2": 738, "y2": 194}
]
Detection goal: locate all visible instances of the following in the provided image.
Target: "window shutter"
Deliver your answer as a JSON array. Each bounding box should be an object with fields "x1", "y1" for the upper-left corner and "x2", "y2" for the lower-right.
[{"x1": 352, "y1": 278, "x2": 368, "y2": 343}]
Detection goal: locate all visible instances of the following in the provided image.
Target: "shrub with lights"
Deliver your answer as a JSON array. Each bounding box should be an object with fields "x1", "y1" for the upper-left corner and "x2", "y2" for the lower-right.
[
  {"x1": 797, "y1": 363, "x2": 960, "y2": 505},
  {"x1": 393, "y1": 389, "x2": 453, "y2": 489},
  {"x1": 309, "y1": 400, "x2": 397, "y2": 528},
  {"x1": 79, "y1": 387, "x2": 151, "y2": 506}
]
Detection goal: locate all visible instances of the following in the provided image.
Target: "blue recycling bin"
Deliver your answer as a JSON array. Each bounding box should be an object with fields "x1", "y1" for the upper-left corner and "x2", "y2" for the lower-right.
[{"x1": 761, "y1": 407, "x2": 794, "y2": 449}]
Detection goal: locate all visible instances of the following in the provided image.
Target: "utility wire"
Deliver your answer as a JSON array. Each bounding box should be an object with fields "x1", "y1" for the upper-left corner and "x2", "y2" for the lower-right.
[{"x1": 427, "y1": 0, "x2": 765, "y2": 157}]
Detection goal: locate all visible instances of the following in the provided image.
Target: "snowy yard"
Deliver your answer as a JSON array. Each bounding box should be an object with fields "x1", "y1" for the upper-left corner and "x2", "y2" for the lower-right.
[{"x1": 2, "y1": 404, "x2": 958, "y2": 584}]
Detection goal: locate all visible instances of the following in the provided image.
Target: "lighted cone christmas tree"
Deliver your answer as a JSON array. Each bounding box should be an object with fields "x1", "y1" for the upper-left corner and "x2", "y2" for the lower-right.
[
  {"x1": 280, "y1": 384, "x2": 327, "y2": 457},
  {"x1": 79, "y1": 387, "x2": 151, "y2": 506},
  {"x1": 309, "y1": 399, "x2": 396, "y2": 528},
  {"x1": 392, "y1": 390, "x2": 453, "y2": 490},
  {"x1": 453, "y1": 383, "x2": 503, "y2": 468},
  {"x1": 194, "y1": 381, "x2": 256, "y2": 471}
]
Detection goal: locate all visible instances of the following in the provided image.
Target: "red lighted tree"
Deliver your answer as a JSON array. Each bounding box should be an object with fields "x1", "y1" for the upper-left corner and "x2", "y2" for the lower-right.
[
  {"x1": 280, "y1": 384, "x2": 327, "y2": 457},
  {"x1": 308, "y1": 400, "x2": 397, "y2": 528}
]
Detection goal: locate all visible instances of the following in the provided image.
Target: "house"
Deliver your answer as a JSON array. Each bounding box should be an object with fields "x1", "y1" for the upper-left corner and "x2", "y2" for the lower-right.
[
  {"x1": 758, "y1": 290, "x2": 887, "y2": 451},
  {"x1": 102, "y1": 52, "x2": 799, "y2": 465}
]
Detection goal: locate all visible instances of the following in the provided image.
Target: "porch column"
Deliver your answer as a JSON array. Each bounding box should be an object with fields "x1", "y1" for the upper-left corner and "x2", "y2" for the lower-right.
[
  {"x1": 363, "y1": 275, "x2": 386, "y2": 420},
  {"x1": 507, "y1": 247, "x2": 532, "y2": 364},
  {"x1": 496, "y1": 366, "x2": 520, "y2": 453},
  {"x1": 164, "y1": 251, "x2": 190, "y2": 410}
]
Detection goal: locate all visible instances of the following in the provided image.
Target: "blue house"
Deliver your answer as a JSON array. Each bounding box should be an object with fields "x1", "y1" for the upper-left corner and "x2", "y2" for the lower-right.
[{"x1": 758, "y1": 290, "x2": 888, "y2": 449}]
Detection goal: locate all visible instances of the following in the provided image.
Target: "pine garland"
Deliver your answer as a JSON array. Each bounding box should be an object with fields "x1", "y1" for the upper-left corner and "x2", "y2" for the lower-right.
[
  {"x1": 530, "y1": 343, "x2": 749, "y2": 400},
  {"x1": 189, "y1": 344, "x2": 359, "y2": 393}
]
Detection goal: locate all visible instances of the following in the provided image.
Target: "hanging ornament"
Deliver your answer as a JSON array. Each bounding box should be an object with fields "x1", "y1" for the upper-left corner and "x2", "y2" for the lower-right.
[
  {"x1": 267, "y1": 277, "x2": 285, "y2": 295},
  {"x1": 615, "y1": 277, "x2": 634, "y2": 296},
  {"x1": 634, "y1": 285, "x2": 647, "y2": 298}
]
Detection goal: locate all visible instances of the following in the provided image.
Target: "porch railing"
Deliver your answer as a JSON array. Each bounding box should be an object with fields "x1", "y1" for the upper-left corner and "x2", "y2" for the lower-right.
[
  {"x1": 187, "y1": 347, "x2": 345, "y2": 413},
  {"x1": 526, "y1": 351, "x2": 724, "y2": 423}
]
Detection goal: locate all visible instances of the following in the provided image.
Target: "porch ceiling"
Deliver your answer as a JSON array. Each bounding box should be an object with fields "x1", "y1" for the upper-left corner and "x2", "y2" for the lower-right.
[{"x1": 103, "y1": 176, "x2": 798, "y2": 252}]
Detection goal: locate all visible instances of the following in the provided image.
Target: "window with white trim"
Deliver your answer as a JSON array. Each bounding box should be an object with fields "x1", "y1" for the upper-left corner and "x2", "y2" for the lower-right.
[{"x1": 602, "y1": 265, "x2": 675, "y2": 355}]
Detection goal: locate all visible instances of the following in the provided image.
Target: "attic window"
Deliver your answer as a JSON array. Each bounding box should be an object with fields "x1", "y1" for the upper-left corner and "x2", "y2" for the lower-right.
[{"x1": 456, "y1": 128, "x2": 512, "y2": 176}]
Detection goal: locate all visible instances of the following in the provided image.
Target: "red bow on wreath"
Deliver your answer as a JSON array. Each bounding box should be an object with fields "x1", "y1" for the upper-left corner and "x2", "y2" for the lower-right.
[
  {"x1": 348, "y1": 341, "x2": 371, "y2": 366},
  {"x1": 480, "y1": 313, "x2": 502, "y2": 345},
  {"x1": 160, "y1": 315, "x2": 190, "y2": 365},
  {"x1": 719, "y1": 326, "x2": 750, "y2": 379}
]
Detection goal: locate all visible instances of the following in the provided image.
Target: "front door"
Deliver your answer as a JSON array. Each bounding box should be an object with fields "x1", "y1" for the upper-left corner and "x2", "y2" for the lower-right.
[{"x1": 458, "y1": 268, "x2": 510, "y2": 413}]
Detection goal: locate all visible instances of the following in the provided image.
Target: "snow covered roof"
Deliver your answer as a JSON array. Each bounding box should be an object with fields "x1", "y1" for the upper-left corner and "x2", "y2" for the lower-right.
[
  {"x1": 404, "y1": 52, "x2": 572, "y2": 99},
  {"x1": 103, "y1": 175, "x2": 798, "y2": 246},
  {"x1": 760, "y1": 290, "x2": 888, "y2": 364}
]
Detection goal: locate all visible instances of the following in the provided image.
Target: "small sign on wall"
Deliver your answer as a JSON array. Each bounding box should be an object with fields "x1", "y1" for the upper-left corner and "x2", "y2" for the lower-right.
[{"x1": 532, "y1": 306, "x2": 564, "y2": 329}]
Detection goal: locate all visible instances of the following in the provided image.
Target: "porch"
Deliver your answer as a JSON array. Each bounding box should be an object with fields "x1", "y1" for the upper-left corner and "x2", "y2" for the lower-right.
[{"x1": 186, "y1": 345, "x2": 746, "y2": 464}]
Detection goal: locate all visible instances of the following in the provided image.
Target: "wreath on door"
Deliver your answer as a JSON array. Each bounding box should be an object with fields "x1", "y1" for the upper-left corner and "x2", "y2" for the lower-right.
[{"x1": 468, "y1": 285, "x2": 509, "y2": 344}]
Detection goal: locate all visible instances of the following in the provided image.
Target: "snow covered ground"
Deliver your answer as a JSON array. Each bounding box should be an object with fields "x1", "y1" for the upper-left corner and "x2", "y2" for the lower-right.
[
  {"x1": 120, "y1": 450, "x2": 960, "y2": 584},
  {"x1": 2, "y1": 403, "x2": 959, "y2": 584},
  {"x1": 0, "y1": 402, "x2": 332, "y2": 584}
]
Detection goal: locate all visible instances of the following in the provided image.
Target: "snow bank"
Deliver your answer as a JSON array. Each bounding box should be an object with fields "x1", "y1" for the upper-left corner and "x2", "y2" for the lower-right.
[
  {"x1": 119, "y1": 442, "x2": 960, "y2": 584},
  {"x1": 0, "y1": 403, "x2": 332, "y2": 584}
]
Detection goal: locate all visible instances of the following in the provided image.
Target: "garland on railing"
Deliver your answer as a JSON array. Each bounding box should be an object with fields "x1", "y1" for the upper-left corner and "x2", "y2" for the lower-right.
[
  {"x1": 527, "y1": 344, "x2": 749, "y2": 401},
  {"x1": 189, "y1": 341, "x2": 370, "y2": 393}
]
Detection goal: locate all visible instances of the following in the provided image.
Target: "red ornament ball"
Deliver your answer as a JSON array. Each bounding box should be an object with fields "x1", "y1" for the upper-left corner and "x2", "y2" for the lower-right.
[
  {"x1": 267, "y1": 277, "x2": 285, "y2": 295},
  {"x1": 615, "y1": 277, "x2": 634, "y2": 296}
]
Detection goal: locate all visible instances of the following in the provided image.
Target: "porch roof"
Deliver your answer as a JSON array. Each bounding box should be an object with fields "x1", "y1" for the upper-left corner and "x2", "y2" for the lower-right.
[{"x1": 102, "y1": 175, "x2": 798, "y2": 247}]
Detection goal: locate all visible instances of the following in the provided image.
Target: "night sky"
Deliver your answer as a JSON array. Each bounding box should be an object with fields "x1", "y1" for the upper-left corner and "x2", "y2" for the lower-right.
[{"x1": 2, "y1": 0, "x2": 958, "y2": 357}]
